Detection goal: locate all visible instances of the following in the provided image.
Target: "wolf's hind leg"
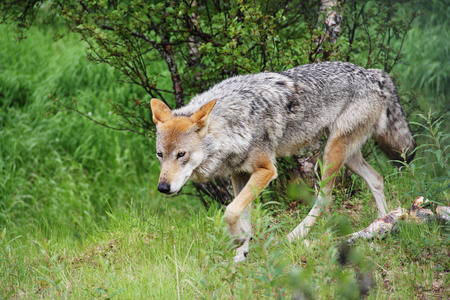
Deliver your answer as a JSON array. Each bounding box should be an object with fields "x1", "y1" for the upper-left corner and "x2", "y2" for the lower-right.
[
  {"x1": 230, "y1": 173, "x2": 251, "y2": 263},
  {"x1": 287, "y1": 135, "x2": 347, "y2": 242},
  {"x1": 345, "y1": 150, "x2": 387, "y2": 217}
]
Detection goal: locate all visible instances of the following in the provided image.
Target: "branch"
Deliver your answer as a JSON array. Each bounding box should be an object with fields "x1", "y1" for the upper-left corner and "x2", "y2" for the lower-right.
[
  {"x1": 76, "y1": 0, "x2": 184, "y2": 107},
  {"x1": 52, "y1": 97, "x2": 153, "y2": 137},
  {"x1": 386, "y1": 3, "x2": 421, "y2": 73},
  {"x1": 161, "y1": 43, "x2": 185, "y2": 108},
  {"x1": 347, "y1": 197, "x2": 450, "y2": 244}
]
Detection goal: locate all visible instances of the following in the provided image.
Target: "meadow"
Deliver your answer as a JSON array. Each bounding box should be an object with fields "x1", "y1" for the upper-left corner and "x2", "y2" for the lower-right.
[{"x1": 1, "y1": 21, "x2": 449, "y2": 299}]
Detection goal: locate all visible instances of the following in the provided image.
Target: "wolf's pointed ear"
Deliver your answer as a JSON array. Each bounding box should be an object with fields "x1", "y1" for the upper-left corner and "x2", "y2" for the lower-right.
[
  {"x1": 190, "y1": 99, "x2": 216, "y2": 128},
  {"x1": 151, "y1": 98, "x2": 173, "y2": 125}
]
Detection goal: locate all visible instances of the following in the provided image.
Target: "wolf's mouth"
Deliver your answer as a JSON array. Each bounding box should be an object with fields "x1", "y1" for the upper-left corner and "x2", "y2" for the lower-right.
[{"x1": 162, "y1": 175, "x2": 190, "y2": 195}]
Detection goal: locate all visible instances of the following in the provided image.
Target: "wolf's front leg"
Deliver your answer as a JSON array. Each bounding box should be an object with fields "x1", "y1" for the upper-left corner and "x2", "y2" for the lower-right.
[
  {"x1": 225, "y1": 156, "x2": 277, "y2": 263},
  {"x1": 227, "y1": 205, "x2": 252, "y2": 263}
]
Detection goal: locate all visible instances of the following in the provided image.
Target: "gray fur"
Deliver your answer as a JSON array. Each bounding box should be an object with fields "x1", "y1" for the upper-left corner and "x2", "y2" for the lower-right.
[
  {"x1": 173, "y1": 61, "x2": 415, "y2": 182},
  {"x1": 370, "y1": 69, "x2": 416, "y2": 163}
]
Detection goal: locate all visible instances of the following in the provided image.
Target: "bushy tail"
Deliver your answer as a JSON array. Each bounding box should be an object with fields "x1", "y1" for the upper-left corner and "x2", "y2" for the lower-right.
[{"x1": 370, "y1": 69, "x2": 416, "y2": 165}]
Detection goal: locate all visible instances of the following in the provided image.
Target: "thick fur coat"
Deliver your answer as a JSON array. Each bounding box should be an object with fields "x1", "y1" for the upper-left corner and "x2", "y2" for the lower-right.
[{"x1": 173, "y1": 61, "x2": 415, "y2": 182}]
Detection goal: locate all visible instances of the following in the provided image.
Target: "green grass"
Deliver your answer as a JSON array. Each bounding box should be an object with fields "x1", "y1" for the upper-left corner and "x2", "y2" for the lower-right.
[
  {"x1": 1, "y1": 24, "x2": 449, "y2": 299},
  {"x1": 2, "y1": 200, "x2": 449, "y2": 299},
  {"x1": 0, "y1": 25, "x2": 201, "y2": 232},
  {"x1": 395, "y1": 1, "x2": 450, "y2": 114}
]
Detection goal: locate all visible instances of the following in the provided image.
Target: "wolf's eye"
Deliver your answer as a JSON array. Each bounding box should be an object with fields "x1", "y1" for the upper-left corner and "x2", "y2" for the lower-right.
[
  {"x1": 156, "y1": 152, "x2": 163, "y2": 158},
  {"x1": 177, "y1": 152, "x2": 186, "y2": 158}
]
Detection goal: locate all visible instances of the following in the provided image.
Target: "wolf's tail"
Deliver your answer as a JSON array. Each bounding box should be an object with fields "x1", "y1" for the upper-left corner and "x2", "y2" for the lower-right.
[{"x1": 370, "y1": 69, "x2": 416, "y2": 164}]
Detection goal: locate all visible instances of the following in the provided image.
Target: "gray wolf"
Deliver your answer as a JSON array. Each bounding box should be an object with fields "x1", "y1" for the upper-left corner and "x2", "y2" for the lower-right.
[{"x1": 150, "y1": 61, "x2": 416, "y2": 263}]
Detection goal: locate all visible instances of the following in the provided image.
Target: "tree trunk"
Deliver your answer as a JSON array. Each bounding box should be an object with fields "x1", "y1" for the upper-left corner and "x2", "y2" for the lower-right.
[{"x1": 319, "y1": 0, "x2": 342, "y2": 45}]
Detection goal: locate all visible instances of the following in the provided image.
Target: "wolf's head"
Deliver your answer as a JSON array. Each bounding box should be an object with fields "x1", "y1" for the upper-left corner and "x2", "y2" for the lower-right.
[{"x1": 150, "y1": 98, "x2": 216, "y2": 194}]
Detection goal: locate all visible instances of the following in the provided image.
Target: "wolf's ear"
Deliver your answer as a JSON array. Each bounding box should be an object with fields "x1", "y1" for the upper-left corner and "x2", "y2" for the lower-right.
[
  {"x1": 190, "y1": 99, "x2": 216, "y2": 128},
  {"x1": 151, "y1": 98, "x2": 173, "y2": 125}
]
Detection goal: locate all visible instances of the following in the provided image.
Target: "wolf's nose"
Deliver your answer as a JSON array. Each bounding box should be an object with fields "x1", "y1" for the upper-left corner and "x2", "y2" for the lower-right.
[{"x1": 158, "y1": 182, "x2": 171, "y2": 194}]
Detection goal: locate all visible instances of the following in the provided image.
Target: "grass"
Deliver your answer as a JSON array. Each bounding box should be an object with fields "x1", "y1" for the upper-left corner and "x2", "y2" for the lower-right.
[
  {"x1": 0, "y1": 25, "x2": 200, "y2": 231},
  {"x1": 2, "y1": 199, "x2": 449, "y2": 299},
  {"x1": 1, "y1": 24, "x2": 449, "y2": 299},
  {"x1": 395, "y1": 1, "x2": 450, "y2": 115}
]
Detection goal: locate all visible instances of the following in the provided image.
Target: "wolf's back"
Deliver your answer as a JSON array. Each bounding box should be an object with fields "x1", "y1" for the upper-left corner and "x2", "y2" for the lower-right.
[{"x1": 370, "y1": 69, "x2": 416, "y2": 164}]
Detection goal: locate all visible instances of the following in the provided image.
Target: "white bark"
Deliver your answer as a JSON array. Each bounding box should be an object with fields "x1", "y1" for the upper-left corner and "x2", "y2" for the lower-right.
[{"x1": 319, "y1": 0, "x2": 342, "y2": 44}]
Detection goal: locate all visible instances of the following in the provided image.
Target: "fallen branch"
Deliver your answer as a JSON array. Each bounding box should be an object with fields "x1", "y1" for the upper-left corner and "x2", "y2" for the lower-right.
[{"x1": 347, "y1": 197, "x2": 450, "y2": 244}]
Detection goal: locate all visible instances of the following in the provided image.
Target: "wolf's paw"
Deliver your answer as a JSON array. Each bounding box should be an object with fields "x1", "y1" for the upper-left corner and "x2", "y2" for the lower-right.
[
  {"x1": 233, "y1": 245, "x2": 249, "y2": 263},
  {"x1": 232, "y1": 236, "x2": 250, "y2": 263},
  {"x1": 233, "y1": 252, "x2": 248, "y2": 263}
]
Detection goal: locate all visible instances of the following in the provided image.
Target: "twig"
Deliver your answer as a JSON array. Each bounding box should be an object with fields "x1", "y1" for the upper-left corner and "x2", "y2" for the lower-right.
[{"x1": 53, "y1": 99, "x2": 150, "y2": 136}]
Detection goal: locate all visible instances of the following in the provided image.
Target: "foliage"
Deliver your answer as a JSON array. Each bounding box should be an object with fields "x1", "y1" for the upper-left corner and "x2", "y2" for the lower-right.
[
  {"x1": 341, "y1": 0, "x2": 421, "y2": 72},
  {"x1": 1, "y1": 0, "x2": 421, "y2": 128},
  {"x1": 397, "y1": 111, "x2": 450, "y2": 206}
]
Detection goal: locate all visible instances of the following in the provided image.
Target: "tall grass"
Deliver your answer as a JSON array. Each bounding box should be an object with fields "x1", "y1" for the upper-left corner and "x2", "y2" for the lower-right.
[
  {"x1": 0, "y1": 25, "x2": 200, "y2": 238},
  {"x1": 396, "y1": 0, "x2": 450, "y2": 112}
]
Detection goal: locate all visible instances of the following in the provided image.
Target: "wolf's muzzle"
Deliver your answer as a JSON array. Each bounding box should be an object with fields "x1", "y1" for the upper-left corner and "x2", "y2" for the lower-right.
[{"x1": 158, "y1": 182, "x2": 171, "y2": 194}]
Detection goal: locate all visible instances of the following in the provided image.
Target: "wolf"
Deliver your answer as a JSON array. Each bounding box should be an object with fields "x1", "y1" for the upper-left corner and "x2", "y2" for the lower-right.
[{"x1": 150, "y1": 61, "x2": 416, "y2": 263}]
